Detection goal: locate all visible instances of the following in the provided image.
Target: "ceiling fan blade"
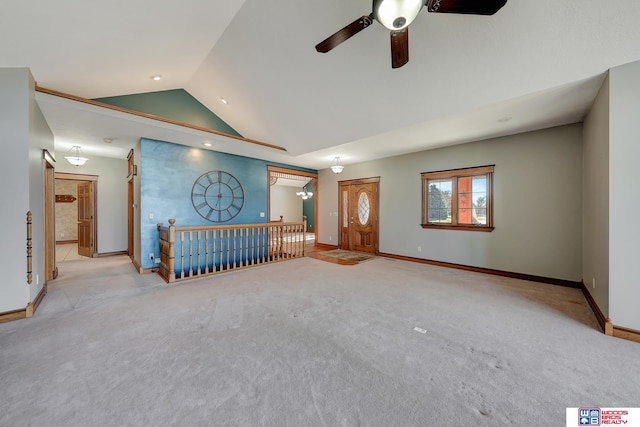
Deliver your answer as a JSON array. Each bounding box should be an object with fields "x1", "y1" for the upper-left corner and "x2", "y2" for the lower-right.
[
  {"x1": 390, "y1": 28, "x2": 409, "y2": 69},
  {"x1": 315, "y1": 15, "x2": 374, "y2": 53},
  {"x1": 426, "y1": 0, "x2": 507, "y2": 15}
]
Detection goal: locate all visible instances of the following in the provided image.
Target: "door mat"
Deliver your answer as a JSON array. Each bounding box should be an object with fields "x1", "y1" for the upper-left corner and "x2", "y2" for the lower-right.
[{"x1": 315, "y1": 249, "x2": 377, "y2": 264}]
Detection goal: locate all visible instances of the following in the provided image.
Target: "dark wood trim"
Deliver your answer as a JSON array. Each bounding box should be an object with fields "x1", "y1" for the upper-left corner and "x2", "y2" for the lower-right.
[
  {"x1": 267, "y1": 166, "x2": 319, "y2": 244},
  {"x1": 56, "y1": 240, "x2": 78, "y2": 245},
  {"x1": 613, "y1": 325, "x2": 640, "y2": 343},
  {"x1": 55, "y1": 172, "x2": 98, "y2": 181},
  {"x1": 0, "y1": 308, "x2": 26, "y2": 323},
  {"x1": 420, "y1": 224, "x2": 495, "y2": 232},
  {"x1": 580, "y1": 280, "x2": 607, "y2": 333},
  {"x1": 337, "y1": 176, "x2": 380, "y2": 186},
  {"x1": 314, "y1": 243, "x2": 339, "y2": 251},
  {"x1": 26, "y1": 284, "x2": 48, "y2": 317},
  {"x1": 420, "y1": 164, "x2": 495, "y2": 179},
  {"x1": 267, "y1": 165, "x2": 318, "y2": 179},
  {"x1": 36, "y1": 85, "x2": 287, "y2": 152},
  {"x1": 97, "y1": 251, "x2": 128, "y2": 257},
  {"x1": 378, "y1": 252, "x2": 581, "y2": 288}
]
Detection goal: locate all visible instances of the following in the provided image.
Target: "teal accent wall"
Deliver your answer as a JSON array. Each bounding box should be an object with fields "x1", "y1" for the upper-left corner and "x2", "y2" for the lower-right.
[
  {"x1": 302, "y1": 182, "x2": 315, "y2": 231},
  {"x1": 140, "y1": 138, "x2": 316, "y2": 269},
  {"x1": 95, "y1": 89, "x2": 241, "y2": 137}
]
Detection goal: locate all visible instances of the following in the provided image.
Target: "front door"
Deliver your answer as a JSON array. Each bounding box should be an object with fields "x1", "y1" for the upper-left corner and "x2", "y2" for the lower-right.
[
  {"x1": 77, "y1": 181, "x2": 93, "y2": 257},
  {"x1": 338, "y1": 178, "x2": 379, "y2": 254}
]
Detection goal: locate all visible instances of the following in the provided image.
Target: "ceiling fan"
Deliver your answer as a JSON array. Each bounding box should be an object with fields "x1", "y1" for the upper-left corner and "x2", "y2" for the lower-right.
[{"x1": 315, "y1": 0, "x2": 508, "y2": 68}]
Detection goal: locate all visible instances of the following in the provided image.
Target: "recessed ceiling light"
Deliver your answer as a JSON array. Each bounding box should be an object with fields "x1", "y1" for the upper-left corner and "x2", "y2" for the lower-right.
[
  {"x1": 202, "y1": 142, "x2": 213, "y2": 147},
  {"x1": 220, "y1": 97, "x2": 229, "y2": 105},
  {"x1": 150, "y1": 75, "x2": 162, "y2": 81}
]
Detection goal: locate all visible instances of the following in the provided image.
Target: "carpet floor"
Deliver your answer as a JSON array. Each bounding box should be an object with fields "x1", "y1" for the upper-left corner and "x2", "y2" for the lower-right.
[{"x1": 1, "y1": 255, "x2": 638, "y2": 426}]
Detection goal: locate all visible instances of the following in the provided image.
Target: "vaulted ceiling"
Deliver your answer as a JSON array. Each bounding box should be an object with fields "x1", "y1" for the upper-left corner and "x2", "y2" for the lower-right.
[{"x1": 3, "y1": 0, "x2": 640, "y2": 170}]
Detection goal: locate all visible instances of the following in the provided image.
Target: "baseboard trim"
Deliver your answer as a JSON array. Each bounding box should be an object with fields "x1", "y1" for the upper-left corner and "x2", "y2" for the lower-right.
[
  {"x1": 579, "y1": 281, "x2": 640, "y2": 343},
  {"x1": 0, "y1": 284, "x2": 48, "y2": 323},
  {"x1": 315, "y1": 243, "x2": 339, "y2": 251},
  {"x1": 26, "y1": 284, "x2": 48, "y2": 317},
  {"x1": 378, "y1": 252, "x2": 581, "y2": 288},
  {"x1": 131, "y1": 257, "x2": 144, "y2": 274},
  {"x1": 612, "y1": 325, "x2": 640, "y2": 343},
  {"x1": 97, "y1": 250, "x2": 128, "y2": 258},
  {"x1": 580, "y1": 281, "x2": 607, "y2": 332},
  {"x1": 0, "y1": 308, "x2": 26, "y2": 323}
]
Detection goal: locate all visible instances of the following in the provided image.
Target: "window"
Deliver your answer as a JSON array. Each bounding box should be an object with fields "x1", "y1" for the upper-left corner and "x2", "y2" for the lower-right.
[{"x1": 421, "y1": 165, "x2": 494, "y2": 231}]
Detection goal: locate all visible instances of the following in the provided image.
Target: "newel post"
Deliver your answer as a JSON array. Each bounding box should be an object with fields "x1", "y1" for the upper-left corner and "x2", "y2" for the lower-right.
[
  {"x1": 302, "y1": 215, "x2": 307, "y2": 256},
  {"x1": 167, "y1": 219, "x2": 176, "y2": 282}
]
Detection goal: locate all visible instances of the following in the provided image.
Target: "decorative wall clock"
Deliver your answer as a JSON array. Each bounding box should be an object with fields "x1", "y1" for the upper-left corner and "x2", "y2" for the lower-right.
[{"x1": 191, "y1": 170, "x2": 244, "y2": 222}]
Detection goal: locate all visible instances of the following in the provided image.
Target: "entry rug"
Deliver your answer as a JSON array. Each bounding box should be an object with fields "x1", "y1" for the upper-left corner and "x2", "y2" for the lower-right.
[{"x1": 316, "y1": 249, "x2": 377, "y2": 263}]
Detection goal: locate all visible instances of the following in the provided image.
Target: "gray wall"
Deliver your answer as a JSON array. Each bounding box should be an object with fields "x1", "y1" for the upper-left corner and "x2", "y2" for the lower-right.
[
  {"x1": 0, "y1": 68, "x2": 54, "y2": 312},
  {"x1": 609, "y1": 60, "x2": 640, "y2": 330},
  {"x1": 55, "y1": 153, "x2": 128, "y2": 254},
  {"x1": 582, "y1": 74, "x2": 610, "y2": 317},
  {"x1": 319, "y1": 124, "x2": 583, "y2": 282}
]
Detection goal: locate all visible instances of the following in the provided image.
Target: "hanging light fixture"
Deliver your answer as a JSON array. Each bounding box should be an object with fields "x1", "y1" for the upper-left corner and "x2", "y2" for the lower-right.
[
  {"x1": 330, "y1": 157, "x2": 344, "y2": 174},
  {"x1": 296, "y1": 189, "x2": 314, "y2": 200},
  {"x1": 64, "y1": 145, "x2": 89, "y2": 166}
]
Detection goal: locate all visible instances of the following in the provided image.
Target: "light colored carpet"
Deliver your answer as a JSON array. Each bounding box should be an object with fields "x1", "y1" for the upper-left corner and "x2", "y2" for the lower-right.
[{"x1": 1, "y1": 255, "x2": 638, "y2": 426}]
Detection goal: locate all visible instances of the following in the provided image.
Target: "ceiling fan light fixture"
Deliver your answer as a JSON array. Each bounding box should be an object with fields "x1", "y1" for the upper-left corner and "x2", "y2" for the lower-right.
[{"x1": 373, "y1": 0, "x2": 424, "y2": 30}]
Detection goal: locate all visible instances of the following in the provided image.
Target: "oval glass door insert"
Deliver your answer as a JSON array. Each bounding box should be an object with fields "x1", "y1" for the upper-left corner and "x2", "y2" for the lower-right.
[{"x1": 358, "y1": 192, "x2": 370, "y2": 225}]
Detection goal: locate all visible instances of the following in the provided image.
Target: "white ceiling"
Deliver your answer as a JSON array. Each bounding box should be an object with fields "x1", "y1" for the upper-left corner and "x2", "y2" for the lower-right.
[{"x1": 4, "y1": 0, "x2": 640, "y2": 170}]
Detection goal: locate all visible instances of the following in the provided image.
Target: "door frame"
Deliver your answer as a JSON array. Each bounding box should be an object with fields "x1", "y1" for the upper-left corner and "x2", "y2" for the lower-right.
[
  {"x1": 267, "y1": 165, "x2": 318, "y2": 242},
  {"x1": 338, "y1": 177, "x2": 380, "y2": 253},
  {"x1": 44, "y1": 152, "x2": 56, "y2": 282},
  {"x1": 55, "y1": 172, "x2": 99, "y2": 258}
]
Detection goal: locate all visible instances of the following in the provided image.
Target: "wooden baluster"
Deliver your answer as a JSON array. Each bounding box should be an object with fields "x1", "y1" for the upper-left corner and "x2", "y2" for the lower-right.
[
  {"x1": 224, "y1": 229, "x2": 229, "y2": 270},
  {"x1": 243, "y1": 227, "x2": 248, "y2": 267},
  {"x1": 303, "y1": 216, "x2": 307, "y2": 257},
  {"x1": 180, "y1": 231, "x2": 185, "y2": 279},
  {"x1": 261, "y1": 226, "x2": 266, "y2": 264},
  {"x1": 232, "y1": 228, "x2": 237, "y2": 269},
  {"x1": 196, "y1": 231, "x2": 202, "y2": 276},
  {"x1": 187, "y1": 231, "x2": 192, "y2": 277},
  {"x1": 212, "y1": 229, "x2": 217, "y2": 272},
  {"x1": 249, "y1": 227, "x2": 253, "y2": 265},
  {"x1": 204, "y1": 230, "x2": 209, "y2": 274},
  {"x1": 218, "y1": 228, "x2": 223, "y2": 271}
]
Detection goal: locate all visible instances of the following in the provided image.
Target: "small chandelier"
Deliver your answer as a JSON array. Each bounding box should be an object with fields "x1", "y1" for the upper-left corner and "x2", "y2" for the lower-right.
[
  {"x1": 330, "y1": 157, "x2": 344, "y2": 174},
  {"x1": 64, "y1": 145, "x2": 89, "y2": 166},
  {"x1": 296, "y1": 189, "x2": 314, "y2": 200}
]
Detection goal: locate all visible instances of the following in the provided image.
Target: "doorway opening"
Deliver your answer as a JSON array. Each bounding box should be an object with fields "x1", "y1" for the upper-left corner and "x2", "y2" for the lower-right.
[
  {"x1": 54, "y1": 172, "x2": 98, "y2": 261},
  {"x1": 267, "y1": 166, "x2": 318, "y2": 245}
]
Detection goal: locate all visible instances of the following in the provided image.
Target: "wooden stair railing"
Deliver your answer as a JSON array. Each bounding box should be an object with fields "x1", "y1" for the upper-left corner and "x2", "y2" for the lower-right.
[{"x1": 157, "y1": 217, "x2": 307, "y2": 283}]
